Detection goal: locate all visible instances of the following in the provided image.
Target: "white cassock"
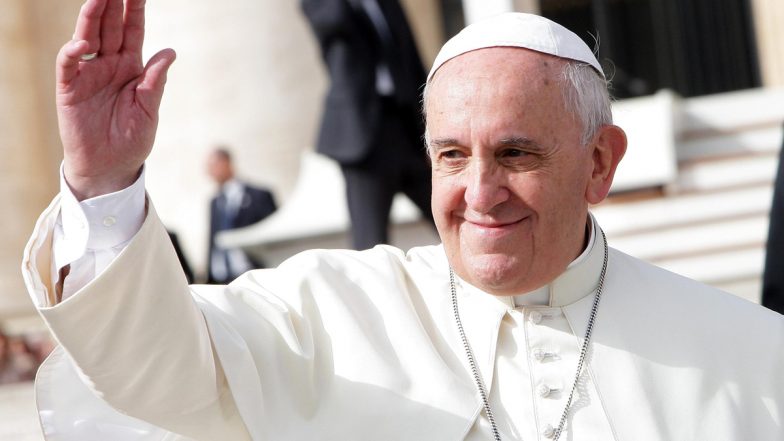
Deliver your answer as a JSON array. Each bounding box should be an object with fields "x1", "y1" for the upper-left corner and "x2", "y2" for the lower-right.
[{"x1": 22, "y1": 176, "x2": 784, "y2": 441}]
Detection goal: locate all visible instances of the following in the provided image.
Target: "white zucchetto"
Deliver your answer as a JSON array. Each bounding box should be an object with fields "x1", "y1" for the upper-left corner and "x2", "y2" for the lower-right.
[{"x1": 428, "y1": 13, "x2": 604, "y2": 82}]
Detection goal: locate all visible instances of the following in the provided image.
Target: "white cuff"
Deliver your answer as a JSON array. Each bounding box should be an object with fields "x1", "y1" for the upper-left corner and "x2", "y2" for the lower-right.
[{"x1": 54, "y1": 166, "x2": 146, "y2": 272}]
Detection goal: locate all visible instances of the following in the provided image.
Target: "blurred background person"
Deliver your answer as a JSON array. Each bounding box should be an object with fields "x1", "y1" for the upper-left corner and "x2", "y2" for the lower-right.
[
  {"x1": 6, "y1": 337, "x2": 36, "y2": 383},
  {"x1": 0, "y1": 330, "x2": 37, "y2": 384},
  {"x1": 25, "y1": 333, "x2": 55, "y2": 367},
  {"x1": 0, "y1": 331, "x2": 10, "y2": 384},
  {"x1": 301, "y1": 0, "x2": 434, "y2": 250},
  {"x1": 762, "y1": 123, "x2": 784, "y2": 314},
  {"x1": 207, "y1": 148, "x2": 277, "y2": 284},
  {"x1": 168, "y1": 230, "x2": 195, "y2": 283}
]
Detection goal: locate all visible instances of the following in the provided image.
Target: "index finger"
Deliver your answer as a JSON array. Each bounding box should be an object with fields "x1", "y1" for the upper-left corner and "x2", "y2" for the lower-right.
[
  {"x1": 56, "y1": 39, "x2": 91, "y2": 86},
  {"x1": 121, "y1": 0, "x2": 146, "y2": 55},
  {"x1": 73, "y1": 0, "x2": 108, "y2": 54}
]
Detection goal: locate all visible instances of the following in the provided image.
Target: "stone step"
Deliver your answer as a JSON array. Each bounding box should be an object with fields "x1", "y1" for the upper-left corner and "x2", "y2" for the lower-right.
[
  {"x1": 679, "y1": 87, "x2": 784, "y2": 135},
  {"x1": 594, "y1": 185, "x2": 772, "y2": 236},
  {"x1": 674, "y1": 150, "x2": 778, "y2": 193},
  {"x1": 656, "y1": 247, "x2": 764, "y2": 290},
  {"x1": 677, "y1": 125, "x2": 782, "y2": 163},
  {"x1": 608, "y1": 215, "x2": 767, "y2": 263}
]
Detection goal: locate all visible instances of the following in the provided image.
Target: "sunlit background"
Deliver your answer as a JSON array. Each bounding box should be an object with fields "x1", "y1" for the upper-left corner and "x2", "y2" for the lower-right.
[{"x1": 2, "y1": 0, "x2": 783, "y2": 439}]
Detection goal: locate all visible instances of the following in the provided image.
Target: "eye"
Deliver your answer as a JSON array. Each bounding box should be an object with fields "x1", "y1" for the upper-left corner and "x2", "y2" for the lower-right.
[
  {"x1": 439, "y1": 149, "x2": 465, "y2": 160},
  {"x1": 500, "y1": 148, "x2": 527, "y2": 158}
]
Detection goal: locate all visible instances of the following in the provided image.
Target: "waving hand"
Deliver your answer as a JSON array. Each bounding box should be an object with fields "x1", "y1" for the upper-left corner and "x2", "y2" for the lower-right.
[{"x1": 57, "y1": 0, "x2": 176, "y2": 200}]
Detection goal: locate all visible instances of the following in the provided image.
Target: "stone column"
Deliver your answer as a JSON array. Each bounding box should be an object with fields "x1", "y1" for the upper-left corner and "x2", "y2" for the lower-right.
[
  {"x1": 401, "y1": 0, "x2": 445, "y2": 65},
  {"x1": 0, "y1": 0, "x2": 67, "y2": 320},
  {"x1": 141, "y1": 0, "x2": 446, "y2": 276},
  {"x1": 750, "y1": 0, "x2": 784, "y2": 87},
  {"x1": 513, "y1": 0, "x2": 540, "y2": 14},
  {"x1": 462, "y1": 0, "x2": 539, "y2": 25},
  {"x1": 136, "y1": 0, "x2": 328, "y2": 276}
]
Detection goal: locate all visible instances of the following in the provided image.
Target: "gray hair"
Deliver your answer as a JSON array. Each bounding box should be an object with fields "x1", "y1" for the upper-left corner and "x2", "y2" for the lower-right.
[
  {"x1": 422, "y1": 59, "x2": 612, "y2": 152},
  {"x1": 560, "y1": 61, "x2": 613, "y2": 145}
]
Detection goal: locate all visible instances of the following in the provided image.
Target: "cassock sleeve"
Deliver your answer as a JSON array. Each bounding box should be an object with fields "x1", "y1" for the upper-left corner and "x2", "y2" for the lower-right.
[{"x1": 23, "y1": 195, "x2": 252, "y2": 440}]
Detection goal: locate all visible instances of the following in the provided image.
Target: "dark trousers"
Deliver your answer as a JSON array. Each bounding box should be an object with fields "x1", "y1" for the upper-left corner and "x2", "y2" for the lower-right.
[{"x1": 341, "y1": 99, "x2": 434, "y2": 250}]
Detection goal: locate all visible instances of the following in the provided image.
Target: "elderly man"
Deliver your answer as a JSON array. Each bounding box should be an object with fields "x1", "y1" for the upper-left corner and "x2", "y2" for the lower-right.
[{"x1": 23, "y1": 1, "x2": 782, "y2": 440}]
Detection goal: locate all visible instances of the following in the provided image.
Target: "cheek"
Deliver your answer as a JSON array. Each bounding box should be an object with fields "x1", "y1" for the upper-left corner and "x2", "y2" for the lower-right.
[
  {"x1": 537, "y1": 173, "x2": 591, "y2": 232},
  {"x1": 507, "y1": 173, "x2": 548, "y2": 208},
  {"x1": 431, "y1": 187, "x2": 451, "y2": 241},
  {"x1": 431, "y1": 177, "x2": 461, "y2": 217},
  {"x1": 432, "y1": 177, "x2": 467, "y2": 258},
  {"x1": 508, "y1": 169, "x2": 586, "y2": 221}
]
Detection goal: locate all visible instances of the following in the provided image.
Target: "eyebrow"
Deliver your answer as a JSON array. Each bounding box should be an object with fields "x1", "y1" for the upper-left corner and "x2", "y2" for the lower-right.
[
  {"x1": 428, "y1": 136, "x2": 547, "y2": 152},
  {"x1": 428, "y1": 138, "x2": 461, "y2": 149},
  {"x1": 498, "y1": 137, "x2": 544, "y2": 151}
]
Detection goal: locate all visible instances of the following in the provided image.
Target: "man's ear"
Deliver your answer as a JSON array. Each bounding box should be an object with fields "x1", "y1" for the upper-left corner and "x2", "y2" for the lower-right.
[{"x1": 585, "y1": 124, "x2": 627, "y2": 204}]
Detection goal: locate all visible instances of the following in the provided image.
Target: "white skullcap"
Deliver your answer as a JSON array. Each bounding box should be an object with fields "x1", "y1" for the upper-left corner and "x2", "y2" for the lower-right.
[{"x1": 427, "y1": 12, "x2": 604, "y2": 82}]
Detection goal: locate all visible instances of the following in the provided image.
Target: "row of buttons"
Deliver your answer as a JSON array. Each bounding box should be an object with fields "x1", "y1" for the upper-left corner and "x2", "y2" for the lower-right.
[{"x1": 528, "y1": 310, "x2": 562, "y2": 440}]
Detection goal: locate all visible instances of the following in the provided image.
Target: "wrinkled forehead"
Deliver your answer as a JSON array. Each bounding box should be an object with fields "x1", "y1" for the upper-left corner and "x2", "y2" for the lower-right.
[
  {"x1": 424, "y1": 47, "x2": 569, "y2": 118},
  {"x1": 423, "y1": 48, "x2": 576, "y2": 133},
  {"x1": 423, "y1": 47, "x2": 583, "y2": 145}
]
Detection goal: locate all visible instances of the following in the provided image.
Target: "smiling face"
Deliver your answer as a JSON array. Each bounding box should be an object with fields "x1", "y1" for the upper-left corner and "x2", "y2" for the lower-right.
[{"x1": 427, "y1": 47, "x2": 601, "y2": 295}]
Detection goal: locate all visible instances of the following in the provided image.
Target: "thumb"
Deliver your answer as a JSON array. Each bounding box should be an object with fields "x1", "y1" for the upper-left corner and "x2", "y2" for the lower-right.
[{"x1": 135, "y1": 48, "x2": 177, "y2": 116}]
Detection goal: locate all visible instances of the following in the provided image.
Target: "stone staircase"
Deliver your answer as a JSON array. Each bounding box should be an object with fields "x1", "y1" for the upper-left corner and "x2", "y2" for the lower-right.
[{"x1": 594, "y1": 87, "x2": 784, "y2": 303}]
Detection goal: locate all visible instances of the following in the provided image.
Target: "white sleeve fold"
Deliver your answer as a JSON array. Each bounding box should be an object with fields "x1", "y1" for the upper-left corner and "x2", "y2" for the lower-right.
[{"x1": 52, "y1": 165, "x2": 146, "y2": 301}]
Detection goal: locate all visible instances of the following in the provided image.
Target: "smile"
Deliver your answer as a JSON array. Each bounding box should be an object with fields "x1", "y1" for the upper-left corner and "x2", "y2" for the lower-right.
[{"x1": 463, "y1": 216, "x2": 528, "y2": 235}]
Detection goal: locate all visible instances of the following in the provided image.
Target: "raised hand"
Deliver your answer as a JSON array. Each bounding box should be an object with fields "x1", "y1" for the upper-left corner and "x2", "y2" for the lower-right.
[{"x1": 57, "y1": 0, "x2": 176, "y2": 200}]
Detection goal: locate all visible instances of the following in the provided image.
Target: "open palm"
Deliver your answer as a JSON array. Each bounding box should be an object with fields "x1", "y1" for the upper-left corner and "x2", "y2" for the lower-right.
[{"x1": 57, "y1": 0, "x2": 176, "y2": 200}]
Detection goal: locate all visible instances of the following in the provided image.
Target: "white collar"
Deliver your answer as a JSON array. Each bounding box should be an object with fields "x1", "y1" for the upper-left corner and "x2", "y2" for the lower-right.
[{"x1": 221, "y1": 178, "x2": 243, "y2": 196}]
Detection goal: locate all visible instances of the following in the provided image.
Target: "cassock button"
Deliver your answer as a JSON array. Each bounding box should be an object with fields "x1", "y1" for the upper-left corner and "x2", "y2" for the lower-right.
[
  {"x1": 542, "y1": 424, "x2": 556, "y2": 438},
  {"x1": 529, "y1": 311, "x2": 543, "y2": 324},
  {"x1": 102, "y1": 216, "x2": 117, "y2": 227},
  {"x1": 536, "y1": 383, "x2": 552, "y2": 398},
  {"x1": 533, "y1": 347, "x2": 546, "y2": 361}
]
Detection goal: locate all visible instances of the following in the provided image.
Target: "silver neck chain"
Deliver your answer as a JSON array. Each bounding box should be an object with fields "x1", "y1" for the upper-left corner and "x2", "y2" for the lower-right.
[{"x1": 449, "y1": 228, "x2": 608, "y2": 441}]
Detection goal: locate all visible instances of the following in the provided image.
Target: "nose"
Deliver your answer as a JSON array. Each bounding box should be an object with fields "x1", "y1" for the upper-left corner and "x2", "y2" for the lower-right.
[{"x1": 464, "y1": 159, "x2": 510, "y2": 214}]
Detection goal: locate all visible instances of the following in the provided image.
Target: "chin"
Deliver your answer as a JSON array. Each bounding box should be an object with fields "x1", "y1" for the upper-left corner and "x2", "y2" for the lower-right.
[{"x1": 461, "y1": 253, "x2": 529, "y2": 296}]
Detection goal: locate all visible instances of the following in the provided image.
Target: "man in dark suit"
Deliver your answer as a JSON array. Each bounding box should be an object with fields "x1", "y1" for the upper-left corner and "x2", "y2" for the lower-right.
[
  {"x1": 762, "y1": 124, "x2": 784, "y2": 314},
  {"x1": 301, "y1": 0, "x2": 434, "y2": 250},
  {"x1": 207, "y1": 148, "x2": 277, "y2": 284}
]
